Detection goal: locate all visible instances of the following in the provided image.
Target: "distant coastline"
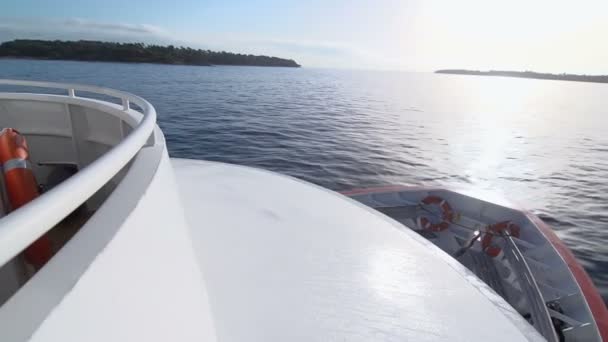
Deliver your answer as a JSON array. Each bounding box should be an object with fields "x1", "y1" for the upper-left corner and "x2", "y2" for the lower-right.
[
  {"x1": 0, "y1": 39, "x2": 301, "y2": 68},
  {"x1": 436, "y1": 69, "x2": 608, "y2": 83}
]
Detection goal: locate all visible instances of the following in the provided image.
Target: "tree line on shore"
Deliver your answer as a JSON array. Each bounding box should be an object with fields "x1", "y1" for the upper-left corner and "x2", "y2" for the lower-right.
[
  {"x1": 436, "y1": 69, "x2": 608, "y2": 83},
  {"x1": 0, "y1": 39, "x2": 301, "y2": 67}
]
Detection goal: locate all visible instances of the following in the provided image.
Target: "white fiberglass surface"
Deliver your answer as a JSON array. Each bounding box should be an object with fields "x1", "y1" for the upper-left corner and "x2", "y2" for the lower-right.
[
  {"x1": 20, "y1": 153, "x2": 216, "y2": 342},
  {"x1": 172, "y1": 158, "x2": 543, "y2": 342}
]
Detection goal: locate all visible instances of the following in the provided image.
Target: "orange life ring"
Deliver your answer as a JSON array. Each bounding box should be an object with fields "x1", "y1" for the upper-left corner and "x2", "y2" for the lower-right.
[
  {"x1": 481, "y1": 221, "x2": 520, "y2": 257},
  {"x1": 0, "y1": 128, "x2": 52, "y2": 268},
  {"x1": 417, "y1": 195, "x2": 454, "y2": 232}
]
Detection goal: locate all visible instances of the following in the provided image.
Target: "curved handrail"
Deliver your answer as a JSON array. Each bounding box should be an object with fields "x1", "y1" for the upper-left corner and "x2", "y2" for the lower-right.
[
  {"x1": 504, "y1": 236, "x2": 559, "y2": 342},
  {"x1": 0, "y1": 79, "x2": 157, "y2": 267}
]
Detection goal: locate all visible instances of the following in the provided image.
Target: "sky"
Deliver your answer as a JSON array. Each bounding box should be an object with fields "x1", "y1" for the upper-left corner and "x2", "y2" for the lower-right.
[{"x1": 1, "y1": 0, "x2": 608, "y2": 73}]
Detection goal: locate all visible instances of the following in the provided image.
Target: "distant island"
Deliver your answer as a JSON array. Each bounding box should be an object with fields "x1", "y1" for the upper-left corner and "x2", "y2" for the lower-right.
[
  {"x1": 436, "y1": 69, "x2": 608, "y2": 83},
  {"x1": 0, "y1": 39, "x2": 301, "y2": 68}
]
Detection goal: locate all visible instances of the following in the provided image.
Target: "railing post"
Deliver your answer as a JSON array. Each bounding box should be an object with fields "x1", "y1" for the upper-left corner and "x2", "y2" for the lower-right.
[
  {"x1": 68, "y1": 89, "x2": 75, "y2": 97},
  {"x1": 122, "y1": 98, "x2": 130, "y2": 111}
]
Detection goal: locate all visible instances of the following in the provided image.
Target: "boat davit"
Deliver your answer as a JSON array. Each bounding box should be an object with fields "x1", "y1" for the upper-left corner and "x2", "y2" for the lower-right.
[{"x1": 0, "y1": 79, "x2": 605, "y2": 342}]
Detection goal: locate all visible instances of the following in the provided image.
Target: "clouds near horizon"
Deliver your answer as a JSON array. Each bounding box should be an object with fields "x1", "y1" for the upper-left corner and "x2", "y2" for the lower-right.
[{"x1": 0, "y1": 18, "x2": 172, "y2": 44}]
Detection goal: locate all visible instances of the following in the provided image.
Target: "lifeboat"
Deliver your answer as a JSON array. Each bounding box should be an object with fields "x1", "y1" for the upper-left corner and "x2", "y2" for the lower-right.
[{"x1": 344, "y1": 186, "x2": 608, "y2": 341}]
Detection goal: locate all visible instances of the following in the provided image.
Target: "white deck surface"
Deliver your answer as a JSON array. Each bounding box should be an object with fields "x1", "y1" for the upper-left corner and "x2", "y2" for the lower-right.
[
  {"x1": 5, "y1": 153, "x2": 217, "y2": 342},
  {"x1": 173, "y1": 158, "x2": 544, "y2": 342}
]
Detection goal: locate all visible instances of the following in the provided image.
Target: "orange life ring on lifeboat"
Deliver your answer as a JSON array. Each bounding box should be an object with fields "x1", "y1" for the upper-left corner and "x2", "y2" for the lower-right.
[
  {"x1": 417, "y1": 195, "x2": 454, "y2": 232},
  {"x1": 481, "y1": 221, "x2": 520, "y2": 257},
  {"x1": 0, "y1": 128, "x2": 52, "y2": 268}
]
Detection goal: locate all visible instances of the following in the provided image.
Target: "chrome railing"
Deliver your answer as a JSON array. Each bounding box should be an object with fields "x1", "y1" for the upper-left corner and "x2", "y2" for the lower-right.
[
  {"x1": 0, "y1": 79, "x2": 157, "y2": 267},
  {"x1": 503, "y1": 235, "x2": 559, "y2": 342}
]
